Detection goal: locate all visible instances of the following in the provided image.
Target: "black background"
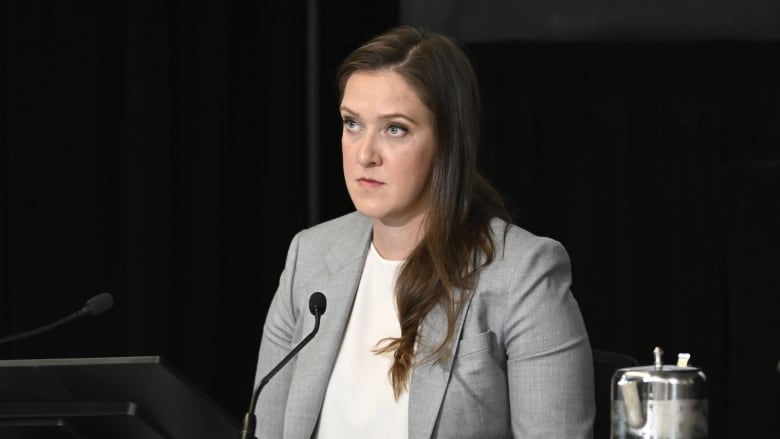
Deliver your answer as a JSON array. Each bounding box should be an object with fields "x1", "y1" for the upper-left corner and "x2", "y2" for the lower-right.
[{"x1": 1, "y1": 1, "x2": 778, "y2": 437}]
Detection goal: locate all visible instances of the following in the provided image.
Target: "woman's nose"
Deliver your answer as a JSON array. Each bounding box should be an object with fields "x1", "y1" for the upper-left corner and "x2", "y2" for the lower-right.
[{"x1": 357, "y1": 134, "x2": 381, "y2": 167}]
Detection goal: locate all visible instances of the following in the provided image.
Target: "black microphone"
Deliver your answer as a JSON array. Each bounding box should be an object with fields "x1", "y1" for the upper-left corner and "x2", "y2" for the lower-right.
[
  {"x1": 0, "y1": 292, "x2": 114, "y2": 345},
  {"x1": 239, "y1": 292, "x2": 327, "y2": 439}
]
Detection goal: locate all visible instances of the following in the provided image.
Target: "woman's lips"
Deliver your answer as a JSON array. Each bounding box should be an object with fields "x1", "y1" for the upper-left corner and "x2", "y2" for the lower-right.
[{"x1": 357, "y1": 177, "x2": 383, "y2": 188}]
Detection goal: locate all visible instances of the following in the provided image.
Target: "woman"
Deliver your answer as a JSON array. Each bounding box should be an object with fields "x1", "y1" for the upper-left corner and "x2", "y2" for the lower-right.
[{"x1": 253, "y1": 26, "x2": 594, "y2": 438}]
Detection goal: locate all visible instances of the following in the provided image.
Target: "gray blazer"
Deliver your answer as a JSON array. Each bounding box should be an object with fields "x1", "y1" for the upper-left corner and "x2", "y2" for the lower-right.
[{"x1": 254, "y1": 212, "x2": 594, "y2": 438}]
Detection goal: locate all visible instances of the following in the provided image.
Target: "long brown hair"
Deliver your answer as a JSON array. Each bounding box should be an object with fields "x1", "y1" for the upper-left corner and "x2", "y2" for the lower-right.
[{"x1": 337, "y1": 26, "x2": 510, "y2": 398}]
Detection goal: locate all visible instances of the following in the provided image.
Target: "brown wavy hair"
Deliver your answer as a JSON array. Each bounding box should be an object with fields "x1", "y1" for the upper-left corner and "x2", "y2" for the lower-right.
[{"x1": 337, "y1": 26, "x2": 510, "y2": 398}]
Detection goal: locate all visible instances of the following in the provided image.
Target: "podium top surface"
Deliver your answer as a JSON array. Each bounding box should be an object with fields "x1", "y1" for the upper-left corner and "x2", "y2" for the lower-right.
[
  {"x1": 0, "y1": 356, "x2": 163, "y2": 367},
  {"x1": 0, "y1": 356, "x2": 239, "y2": 439}
]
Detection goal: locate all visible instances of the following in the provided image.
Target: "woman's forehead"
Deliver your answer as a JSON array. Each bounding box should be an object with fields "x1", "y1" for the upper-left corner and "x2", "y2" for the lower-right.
[{"x1": 341, "y1": 71, "x2": 431, "y2": 121}]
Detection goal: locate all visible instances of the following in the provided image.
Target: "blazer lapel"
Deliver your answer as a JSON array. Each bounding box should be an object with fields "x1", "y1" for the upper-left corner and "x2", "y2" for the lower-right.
[
  {"x1": 283, "y1": 216, "x2": 372, "y2": 439},
  {"x1": 408, "y1": 290, "x2": 473, "y2": 439}
]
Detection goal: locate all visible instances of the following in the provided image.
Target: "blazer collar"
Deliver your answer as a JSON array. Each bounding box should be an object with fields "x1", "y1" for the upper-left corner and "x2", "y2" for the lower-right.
[{"x1": 408, "y1": 289, "x2": 472, "y2": 439}]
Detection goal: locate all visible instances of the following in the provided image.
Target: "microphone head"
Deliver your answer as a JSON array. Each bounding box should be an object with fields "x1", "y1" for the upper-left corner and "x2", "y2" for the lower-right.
[
  {"x1": 308, "y1": 292, "x2": 326, "y2": 316},
  {"x1": 86, "y1": 292, "x2": 114, "y2": 316}
]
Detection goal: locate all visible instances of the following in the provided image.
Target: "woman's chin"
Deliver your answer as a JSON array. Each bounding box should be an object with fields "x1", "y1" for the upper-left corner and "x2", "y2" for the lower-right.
[{"x1": 353, "y1": 205, "x2": 384, "y2": 221}]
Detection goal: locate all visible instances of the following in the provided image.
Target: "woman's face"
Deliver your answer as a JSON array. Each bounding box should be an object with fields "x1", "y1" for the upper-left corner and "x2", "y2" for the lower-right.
[{"x1": 341, "y1": 70, "x2": 437, "y2": 227}]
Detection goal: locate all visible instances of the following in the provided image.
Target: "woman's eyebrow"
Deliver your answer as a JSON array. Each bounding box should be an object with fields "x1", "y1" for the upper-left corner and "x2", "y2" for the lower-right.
[{"x1": 377, "y1": 113, "x2": 417, "y2": 124}]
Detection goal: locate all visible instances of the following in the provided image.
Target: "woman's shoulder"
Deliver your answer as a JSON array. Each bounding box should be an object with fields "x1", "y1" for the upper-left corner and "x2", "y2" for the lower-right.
[{"x1": 488, "y1": 217, "x2": 570, "y2": 266}]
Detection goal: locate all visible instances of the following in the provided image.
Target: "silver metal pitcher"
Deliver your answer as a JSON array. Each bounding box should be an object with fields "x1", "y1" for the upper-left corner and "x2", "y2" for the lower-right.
[{"x1": 611, "y1": 347, "x2": 708, "y2": 438}]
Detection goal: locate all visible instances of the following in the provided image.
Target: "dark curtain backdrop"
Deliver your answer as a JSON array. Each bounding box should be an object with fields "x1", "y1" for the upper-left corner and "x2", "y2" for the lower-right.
[{"x1": 1, "y1": 1, "x2": 778, "y2": 437}]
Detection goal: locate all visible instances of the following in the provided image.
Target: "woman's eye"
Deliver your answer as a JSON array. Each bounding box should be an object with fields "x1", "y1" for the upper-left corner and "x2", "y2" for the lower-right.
[
  {"x1": 343, "y1": 118, "x2": 359, "y2": 131},
  {"x1": 387, "y1": 125, "x2": 407, "y2": 137}
]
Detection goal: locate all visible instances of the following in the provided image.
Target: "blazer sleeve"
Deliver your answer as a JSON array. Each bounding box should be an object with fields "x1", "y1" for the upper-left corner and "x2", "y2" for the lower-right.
[
  {"x1": 252, "y1": 231, "x2": 303, "y2": 438},
  {"x1": 504, "y1": 237, "x2": 595, "y2": 438}
]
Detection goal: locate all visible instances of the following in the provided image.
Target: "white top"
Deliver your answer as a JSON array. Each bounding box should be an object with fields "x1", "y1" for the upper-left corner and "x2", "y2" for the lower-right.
[{"x1": 316, "y1": 244, "x2": 409, "y2": 439}]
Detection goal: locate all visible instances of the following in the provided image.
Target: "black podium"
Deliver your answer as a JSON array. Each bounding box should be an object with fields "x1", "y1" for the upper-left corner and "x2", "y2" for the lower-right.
[{"x1": 0, "y1": 356, "x2": 239, "y2": 439}]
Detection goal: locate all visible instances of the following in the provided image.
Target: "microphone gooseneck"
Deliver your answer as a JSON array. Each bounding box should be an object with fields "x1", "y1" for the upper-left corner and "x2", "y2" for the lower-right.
[
  {"x1": 0, "y1": 292, "x2": 115, "y2": 345},
  {"x1": 239, "y1": 292, "x2": 327, "y2": 439}
]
